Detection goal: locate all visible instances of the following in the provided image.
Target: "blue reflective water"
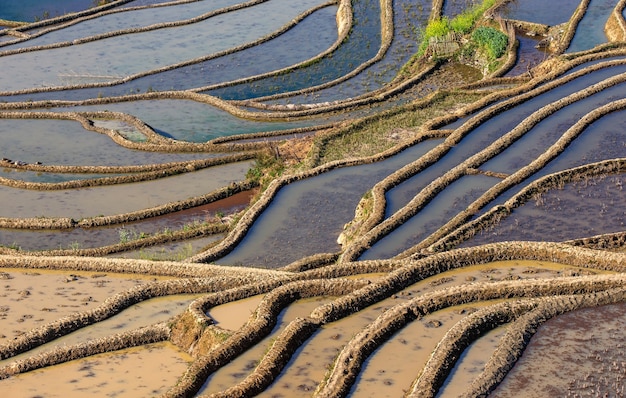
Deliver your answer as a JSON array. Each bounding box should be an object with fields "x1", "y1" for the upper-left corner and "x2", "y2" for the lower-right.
[
  {"x1": 1, "y1": 0, "x2": 243, "y2": 49},
  {"x1": 386, "y1": 62, "x2": 626, "y2": 217},
  {"x1": 359, "y1": 174, "x2": 499, "y2": 260},
  {"x1": 0, "y1": 0, "x2": 95, "y2": 21},
  {"x1": 267, "y1": 0, "x2": 429, "y2": 104},
  {"x1": 0, "y1": 0, "x2": 327, "y2": 92},
  {"x1": 0, "y1": 6, "x2": 337, "y2": 103},
  {"x1": 0, "y1": 117, "x2": 211, "y2": 164},
  {"x1": 116, "y1": 6, "x2": 338, "y2": 94},
  {"x1": 567, "y1": 0, "x2": 617, "y2": 53},
  {"x1": 485, "y1": 108, "x2": 626, "y2": 208},
  {"x1": 216, "y1": 139, "x2": 443, "y2": 267},
  {"x1": 482, "y1": 80, "x2": 626, "y2": 174},
  {"x1": 204, "y1": 0, "x2": 382, "y2": 100},
  {"x1": 498, "y1": 0, "x2": 580, "y2": 26},
  {"x1": 49, "y1": 100, "x2": 319, "y2": 142}
]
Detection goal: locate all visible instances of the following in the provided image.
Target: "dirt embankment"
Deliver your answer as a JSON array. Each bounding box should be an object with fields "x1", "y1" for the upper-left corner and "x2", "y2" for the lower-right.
[{"x1": 605, "y1": 0, "x2": 626, "y2": 42}]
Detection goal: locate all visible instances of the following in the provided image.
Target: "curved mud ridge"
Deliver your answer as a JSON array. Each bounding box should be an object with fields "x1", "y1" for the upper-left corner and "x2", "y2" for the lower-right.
[
  {"x1": 0, "y1": 1, "x2": 624, "y2": 397},
  {"x1": 1, "y1": 242, "x2": 623, "y2": 397}
]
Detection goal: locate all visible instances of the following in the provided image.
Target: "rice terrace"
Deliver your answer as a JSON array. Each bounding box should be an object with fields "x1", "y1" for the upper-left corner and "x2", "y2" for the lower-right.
[{"x1": 0, "y1": 0, "x2": 625, "y2": 396}]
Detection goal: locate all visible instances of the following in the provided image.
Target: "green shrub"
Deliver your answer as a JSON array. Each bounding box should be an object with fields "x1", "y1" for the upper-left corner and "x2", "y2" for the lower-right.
[
  {"x1": 471, "y1": 26, "x2": 508, "y2": 60},
  {"x1": 450, "y1": 13, "x2": 474, "y2": 34},
  {"x1": 425, "y1": 17, "x2": 451, "y2": 38},
  {"x1": 418, "y1": 17, "x2": 451, "y2": 56},
  {"x1": 417, "y1": 0, "x2": 499, "y2": 57}
]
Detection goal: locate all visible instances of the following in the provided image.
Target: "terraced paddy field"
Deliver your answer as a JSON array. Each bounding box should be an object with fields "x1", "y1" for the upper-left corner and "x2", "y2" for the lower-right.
[{"x1": 0, "y1": 0, "x2": 624, "y2": 396}]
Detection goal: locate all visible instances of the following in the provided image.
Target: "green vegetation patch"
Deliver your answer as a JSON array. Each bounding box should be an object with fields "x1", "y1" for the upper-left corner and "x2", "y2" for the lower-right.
[
  {"x1": 246, "y1": 146, "x2": 285, "y2": 187},
  {"x1": 471, "y1": 26, "x2": 509, "y2": 60},
  {"x1": 418, "y1": 0, "x2": 498, "y2": 57}
]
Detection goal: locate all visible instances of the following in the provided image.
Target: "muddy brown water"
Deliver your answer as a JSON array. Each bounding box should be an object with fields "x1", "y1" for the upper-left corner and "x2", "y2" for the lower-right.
[
  {"x1": 437, "y1": 324, "x2": 509, "y2": 397},
  {"x1": 1, "y1": 292, "x2": 205, "y2": 368},
  {"x1": 208, "y1": 294, "x2": 265, "y2": 331},
  {"x1": 351, "y1": 302, "x2": 509, "y2": 398},
  {"x1": 491, "y1": 302, "x2": 626, "y2": 397},
  {"x1": 201, "y1": 261, "x2": 609, "y2": 397},
  {"x1": 347, "y1": 261, "x2": 611, "y2": 397},
  {"x1": 0, "y1": 267, "x2": 170, "y2": 344},
  {"x1": 0, "y1": 260, "x2": 616, "y2": 396},
  {"x1": 199, "y1": 296, "x2": 335, "y2": 395},
  {"x1": 0, "y1": 342, "x2": 191, "y2": 398}
]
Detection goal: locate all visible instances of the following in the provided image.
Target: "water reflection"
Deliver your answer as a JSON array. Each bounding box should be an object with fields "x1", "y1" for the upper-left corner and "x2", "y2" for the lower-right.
[
  {"x1": 216, "y1": 140, "x2": 442, "y2": 267},
  {"x1": 498, "y1": 0, "x2": 580, "y2": 26},
  {"x1": 566, "y1": 0, "x2": 616, "y2": 53}
]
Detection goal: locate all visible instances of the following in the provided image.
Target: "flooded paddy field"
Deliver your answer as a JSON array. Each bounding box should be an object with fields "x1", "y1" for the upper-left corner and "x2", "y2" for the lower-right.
[{"x1": 0, "y1": 0, "x2": 624, "y2": 396}]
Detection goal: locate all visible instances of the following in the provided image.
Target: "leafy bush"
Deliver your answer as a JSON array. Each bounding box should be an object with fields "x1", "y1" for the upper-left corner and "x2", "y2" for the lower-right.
[{"x1": 471, "y1": 26, "x2": 508, "y2": 59}]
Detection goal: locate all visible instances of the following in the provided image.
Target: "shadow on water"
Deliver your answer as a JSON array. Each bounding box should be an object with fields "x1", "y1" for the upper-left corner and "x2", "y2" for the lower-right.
[{"x1": 504, "y1": 32, "x2": 550, "y2": 77}]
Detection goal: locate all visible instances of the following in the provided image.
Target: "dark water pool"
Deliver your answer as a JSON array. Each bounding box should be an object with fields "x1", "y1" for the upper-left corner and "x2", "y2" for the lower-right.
[{"x1": 0, "y1": 0, "x2": 96, "y2": 21}]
